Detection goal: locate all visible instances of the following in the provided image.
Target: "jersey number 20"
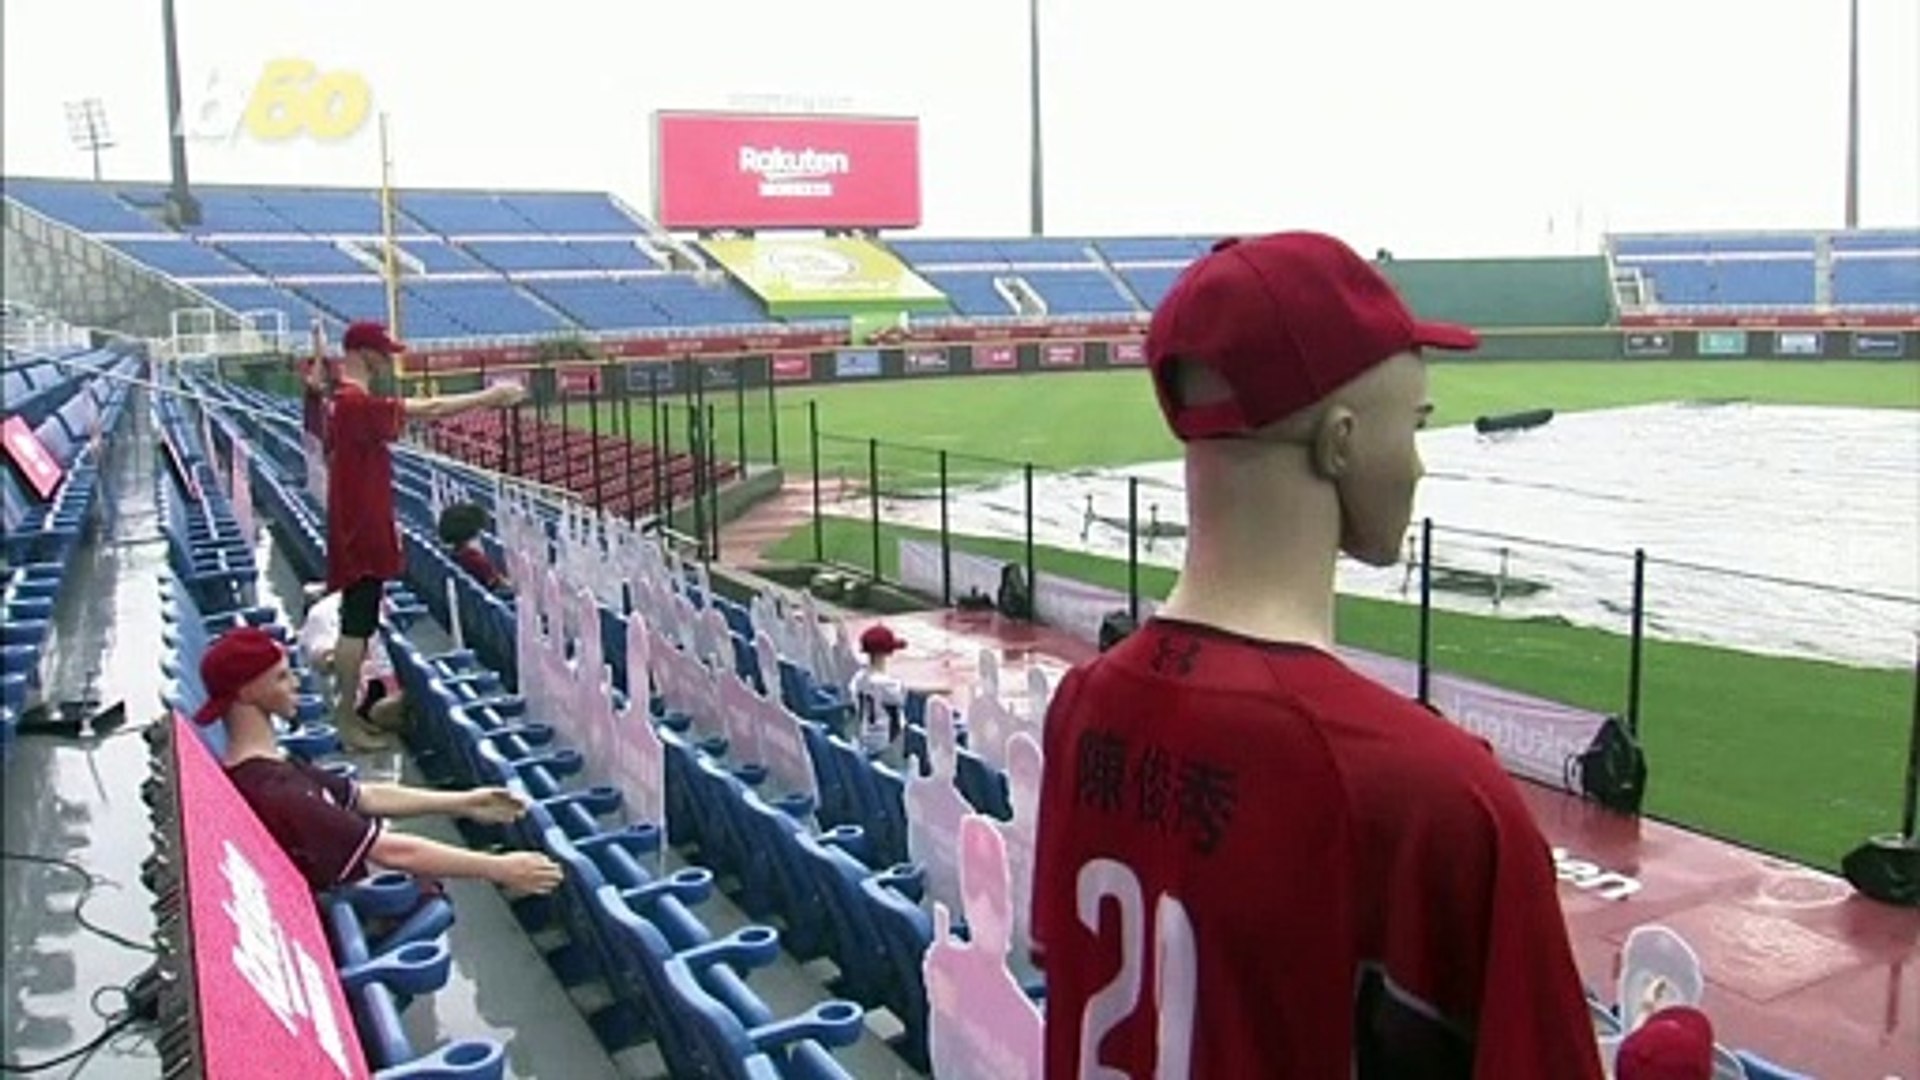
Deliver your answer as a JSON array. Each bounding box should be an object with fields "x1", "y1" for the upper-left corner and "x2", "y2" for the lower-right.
[{"x1": 1077, "y1": 859, "x2": 1197, "y2": 1079}]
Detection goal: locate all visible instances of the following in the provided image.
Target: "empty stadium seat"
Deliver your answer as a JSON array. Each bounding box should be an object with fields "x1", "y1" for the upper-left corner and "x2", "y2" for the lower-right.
[
  {"x1": 3, "y1": 178, "x2": 167, "y2": 233},
  {"x1": 219, "y1": 240, "x2": 372, "y2": 276}
]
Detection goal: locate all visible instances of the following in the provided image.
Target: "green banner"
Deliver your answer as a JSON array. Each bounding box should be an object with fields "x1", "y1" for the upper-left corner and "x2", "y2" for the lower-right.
[
  {"x1": 1698, "y1": 330, "x2": 1749, "y2": 356},
  {"x1": 701, "y1": 237, "x2": 951, "y2": 317}
]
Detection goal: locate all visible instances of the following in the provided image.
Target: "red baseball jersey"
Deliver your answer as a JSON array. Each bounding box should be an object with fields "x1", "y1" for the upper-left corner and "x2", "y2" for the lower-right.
[
  {"x1": 228, "y1": 756, "x2": 379, "y2": 891},
  {"x1": 1032, "y1": 619, "x2": 1603, "y2": 1079},
  {"x1": 324, "y1": 383, "x2": 406, "y2": 591}
]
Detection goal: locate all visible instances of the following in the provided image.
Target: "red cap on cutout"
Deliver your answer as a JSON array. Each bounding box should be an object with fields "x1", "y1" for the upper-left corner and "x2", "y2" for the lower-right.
[
  {"x1": 859, "y1": 624, "x2": 907, "y2": 656},
  {"x1": 1617, "y1": 1007, "x2": 1715, "y2": 1080}
]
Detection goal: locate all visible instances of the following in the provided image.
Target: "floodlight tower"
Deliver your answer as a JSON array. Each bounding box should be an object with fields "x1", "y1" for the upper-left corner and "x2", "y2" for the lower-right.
[
  {"x1": 1843, "y1": 0, "x2": 1861, "y2": 228},
  {"x1": 160, "y1": 0, "x2": 201, "y2": 225},
  {"x1": 64, "y1": 99, "x2": 114, "y2": 182},
  {"x1": 1028, "y1": 0, "x2": 1045, "y2": 237}
]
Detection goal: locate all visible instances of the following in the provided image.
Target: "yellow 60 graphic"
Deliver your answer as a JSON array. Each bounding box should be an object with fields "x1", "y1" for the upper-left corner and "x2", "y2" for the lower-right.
[{"x1": 240, "y1": 59, "x2": 372, "y2": 142}]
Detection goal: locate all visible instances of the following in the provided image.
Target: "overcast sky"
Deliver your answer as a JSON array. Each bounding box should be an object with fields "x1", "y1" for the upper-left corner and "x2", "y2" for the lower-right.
[{"x1": 4, "y1": 0, "x2": 1916, "y2": 256}]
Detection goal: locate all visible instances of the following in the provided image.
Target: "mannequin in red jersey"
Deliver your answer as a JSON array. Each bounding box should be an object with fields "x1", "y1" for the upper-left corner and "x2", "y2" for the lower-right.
[{"x1": 1032, "y1": 232, "x2": 1604, "y2": 1079}]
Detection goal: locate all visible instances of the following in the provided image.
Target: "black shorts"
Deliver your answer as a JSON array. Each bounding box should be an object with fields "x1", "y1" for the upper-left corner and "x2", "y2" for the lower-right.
[{"x1": 338, "y1": 578, "x2": 384, "y2": 640}]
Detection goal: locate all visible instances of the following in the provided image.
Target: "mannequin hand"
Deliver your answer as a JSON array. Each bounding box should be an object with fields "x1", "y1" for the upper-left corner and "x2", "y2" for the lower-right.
[{"x1": 461, "y1": 786, "x2": 530, "y2": 824}]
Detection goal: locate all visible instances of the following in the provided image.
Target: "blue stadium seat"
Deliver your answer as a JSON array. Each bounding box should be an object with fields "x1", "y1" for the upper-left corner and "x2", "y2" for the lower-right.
[
  {"x1": 401, "y1": 193, "x2": 539, "y2": 236},
  {"x1": 528, "y1": 280, "x2": 675, "y2": 330},
  {"x1": 919, "y1": 271, "x2": 1013, "y2": 317},
  {"x1": 1020, "y1": 269, "x2": 1137, "y2": 314},
  {"x1": 106, "y1": 239, "x2": 247, "y2": 277},
  {"x1": 498, "y1": 193, "x2": 644, "y2": 235},
  {"x1": 3, "y1": 179, "x2": 166, "y2": 233},
  {"x1": 1096, "y1": 237, "x2": 1209, "y2": 261},
  {"x1": 219, "y1": 241, "x2": 372, "y2": 276},
  {"x1": 1833, "y1": 258, "x2": 1920, "y2": 306},
  {"x1": 465, "y1": 241, "x2": 603, "y2": 272},
  {"x1": 403, "y1": 240, "x2": 492, "y2": 273}
]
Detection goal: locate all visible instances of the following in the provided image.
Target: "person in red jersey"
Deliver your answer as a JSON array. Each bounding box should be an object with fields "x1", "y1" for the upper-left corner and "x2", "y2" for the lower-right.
[
  {"x1": 193, "y1": 626, "x2": 562, "y2": 896},
  {"x1": 325, "y1": 320, "x2": 525, "y2": 750},
  {"x1": 1031, "y1": 232, "x2": 1604, "y2": 1079},
  {"x1": 438, "y1": 502, "x2": 512, "y2": 596}
]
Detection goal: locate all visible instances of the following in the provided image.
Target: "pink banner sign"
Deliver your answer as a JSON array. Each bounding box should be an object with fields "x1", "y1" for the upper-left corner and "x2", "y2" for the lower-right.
[
  {"x1": 174, "y1": 713, "x2": 367, "y2": 1079},
  {"x1": 2, "y1": 415, "x2": 64, "y2": 500}
]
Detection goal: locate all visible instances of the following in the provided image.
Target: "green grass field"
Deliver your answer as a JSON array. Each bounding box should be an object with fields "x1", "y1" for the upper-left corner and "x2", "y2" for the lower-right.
[{"x1": 576, "y1": 360, "x2": 1920, "y2": 871}]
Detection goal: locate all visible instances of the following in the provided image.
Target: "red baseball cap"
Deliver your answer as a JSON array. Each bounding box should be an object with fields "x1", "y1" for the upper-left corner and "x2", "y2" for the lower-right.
[
  {"x1": 342, "y1": 320, "x2": 406, "y2": 356},
  {"x1": 1146, "y1": 232, "x2": 1479, "y2": 440},
  {"x1": 1617, "y1": 1007, "x2": 1715, "y2": 1080},
  {"x1": 193, "y1": 626, "x2": 287, "y2": 725},
  {"x1": 859, "y1": 624, "x2": 907, "y2": 656}
]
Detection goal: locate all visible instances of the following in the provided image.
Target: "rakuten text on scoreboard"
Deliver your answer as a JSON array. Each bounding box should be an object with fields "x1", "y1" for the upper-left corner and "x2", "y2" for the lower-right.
[{"x1": 652, "y1": 111, "x2": 922, "y2": 230}]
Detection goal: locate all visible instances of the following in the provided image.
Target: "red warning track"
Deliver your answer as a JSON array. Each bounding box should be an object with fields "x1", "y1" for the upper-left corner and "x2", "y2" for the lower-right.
[{"x1": 870, "y1": 607, "x2": 1919, "y2": 1078}]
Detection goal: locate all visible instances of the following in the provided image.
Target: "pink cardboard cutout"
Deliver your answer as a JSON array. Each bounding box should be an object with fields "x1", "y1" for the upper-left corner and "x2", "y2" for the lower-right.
[
  {"x1": 1004, "y1": 731, "x2": 1043, "y2": 960},
  {"x1": 618, "y1": 611, "x2": 668, "y2": 828},
  {"x1": 905, "y1": 696, "x2": 972, "y2": 916},
  {"x1": 924, "y1": 814, "x2": 1044, "y2": 1080}
]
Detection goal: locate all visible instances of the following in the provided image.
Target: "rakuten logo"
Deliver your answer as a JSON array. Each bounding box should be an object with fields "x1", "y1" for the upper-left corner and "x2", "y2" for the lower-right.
[{"x1": 739, "y1": 145, "x2": 850, "y2": 199}]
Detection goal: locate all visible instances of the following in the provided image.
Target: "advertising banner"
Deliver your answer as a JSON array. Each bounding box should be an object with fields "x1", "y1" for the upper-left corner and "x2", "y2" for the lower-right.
[
  {"x1": 557, "y1": 367, "x2": 601, "y2": 396},
  {"x1": 1697, "y1": 330, "x2": 1748, "y2": 356},
  {"x1": 1109, "y1": 340, "x2": 1146, "y2": 366},
  {"x1": 1040, "y1": 342, "x2": 1084, "y2": 368},
  {"x1": 1851, "y1": 332, "x2": 1906, "y2": 358},
  {"x1": 1773, "y1": 331, "x2": 1822, "y2": 356},
  {"x1": 771, "y1": 352, "x2": 814, "y2": 382},
  {"x1": 654, "y1": 111, "x2": 922, "y2": 229},
  {"x1": 905, "y1": 348, "x2": 950, "y2": 375},
  {"x1": 626, "y1": 362, "x2": 678, "y2": 394},
  {"x1": 701, "y1": 237, "x2": 946, "y2": 314},
  {"x1": 974, "y1": 343, "x2": 1018, "y2": 371},
  {"x1": 1623, "y1": 331, "x2": 1673, "y2": 357},
  {"x1": 834, "y1": 349, "x2": 882, "y2": 379}
]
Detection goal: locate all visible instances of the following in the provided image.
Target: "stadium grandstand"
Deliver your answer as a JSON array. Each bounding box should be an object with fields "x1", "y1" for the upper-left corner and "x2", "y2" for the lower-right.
[
  {"x1": 8, "y1": 170, "x2": 1915, "y2": 1079},
  {"x1": 5, "y1": 2, "x2": 1918, "y2": 1078}
]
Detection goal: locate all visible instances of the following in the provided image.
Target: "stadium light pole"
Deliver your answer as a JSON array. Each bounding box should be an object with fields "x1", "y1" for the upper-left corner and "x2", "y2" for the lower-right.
[
  {"x1": 1028, "y1": 0, "x2": 1045, "y2": 237},
  {"x1": 160, "y1": 0, "x2": 201, "y2": 225},
  {"x1": 1844, "y1": 0, "x2": 1861, "y2": 228},
  {"x1": 64, "y1": 99, "x2": 114, "y2": 182}
]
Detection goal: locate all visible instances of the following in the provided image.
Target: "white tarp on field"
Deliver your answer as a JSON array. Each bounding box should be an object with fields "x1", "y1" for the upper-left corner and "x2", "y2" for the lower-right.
[{"x1": 829, "y1": 404, "x2": 1920, "y2": 669}]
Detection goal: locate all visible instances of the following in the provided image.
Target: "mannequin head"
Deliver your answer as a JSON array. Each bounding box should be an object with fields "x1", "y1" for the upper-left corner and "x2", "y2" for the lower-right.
[
  {"x1": 1168, "y1": 349, "x2": 1432, "y2": 568},
  {"x1": 339, "y1": 320, "x2": 405, "y2": 387},
  {"x1": 193, "y1": 626, "x2": 301, "y2": 752},
  {"x1": 1147, "y1": 233, "x2": 1475, "y2": 641}
]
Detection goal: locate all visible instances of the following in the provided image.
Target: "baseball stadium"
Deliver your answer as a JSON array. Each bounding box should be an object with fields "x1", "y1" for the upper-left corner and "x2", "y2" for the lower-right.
[{"x1": 2, "y1": 1, "x2": 1916, "y2": 1078}]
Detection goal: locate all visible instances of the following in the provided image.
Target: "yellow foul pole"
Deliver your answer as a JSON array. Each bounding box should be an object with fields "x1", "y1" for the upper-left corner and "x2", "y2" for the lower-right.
[{"x1": 377, "y1": 112, "x2": 405, "y2": 391}]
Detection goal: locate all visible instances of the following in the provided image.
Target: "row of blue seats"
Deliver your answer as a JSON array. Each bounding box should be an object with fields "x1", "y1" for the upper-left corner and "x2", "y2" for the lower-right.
[
  {"x1": 1630, "y1": 257, "x2": 1920, "y2": 307},
  {"x1": 152, "y1": 392, "x2": 259, "y2": 614},
  {"x1": 117, "y1": 238, "x2": 661, "y2": 278},
  {"x1": 187, "y1": 272, "x2": 773, "y2": 340},
  {"x1": 5, "y1": 178, "x2": 641, "y2": 238},
  {"x1": 1615, "y1": 231, "x2": 1920, "y2": 257},
  {"x1": 2, "y1": 347, "x2": 140, "y2": 741}
]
